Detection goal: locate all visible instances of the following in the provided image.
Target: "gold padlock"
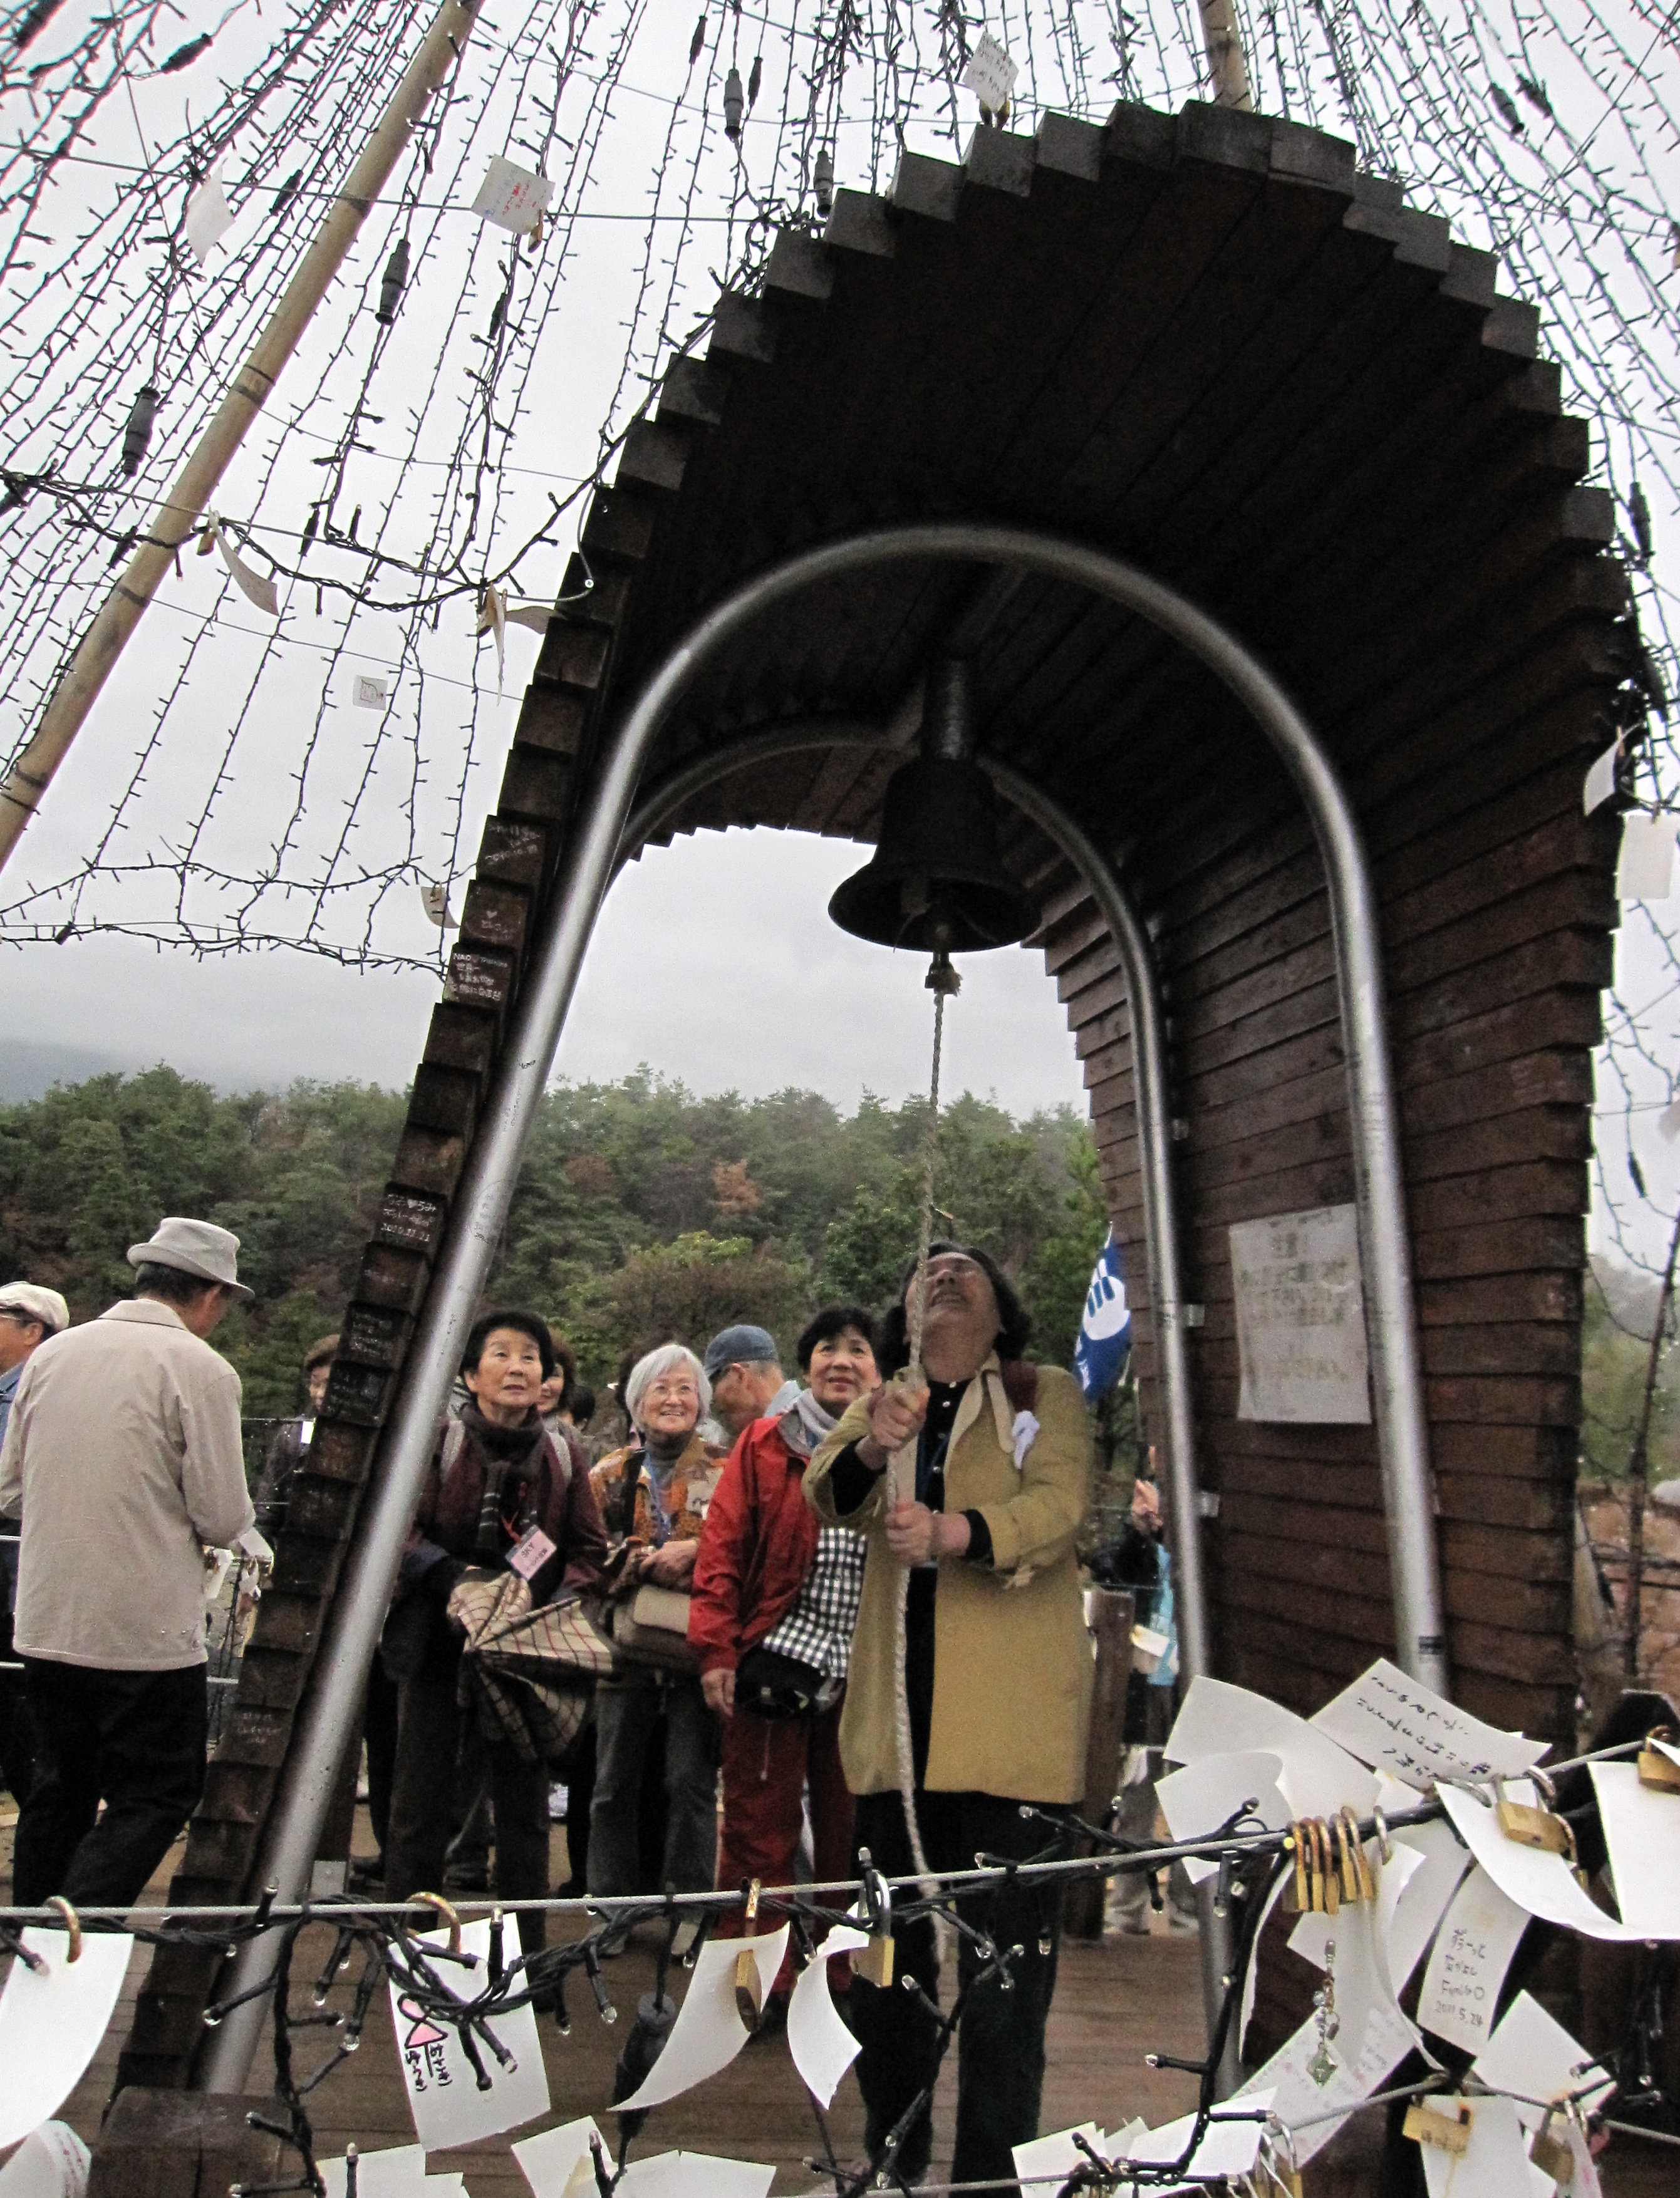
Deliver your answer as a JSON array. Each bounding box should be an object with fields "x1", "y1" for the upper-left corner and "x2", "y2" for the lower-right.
[
  {"x1": 1637, "y1": 1739, "x2": 1680, "y2": 1793},
  {"x1": 734, "y1": 1945, "x2": 762, "y2": 2031},
  {"x1": 1404, "y1": 2100, "x2": 1473, "y2": 2157},
  {"x1": 1495, "y1": 1796, "x2": 1573, "y2": 1855},
  {"x1": 851, "y1": 1932, "x2": 894, "y2": 1988},
  {"x1": 1529, "y1": 2122, "x2": 1573, "y2": 2182}
]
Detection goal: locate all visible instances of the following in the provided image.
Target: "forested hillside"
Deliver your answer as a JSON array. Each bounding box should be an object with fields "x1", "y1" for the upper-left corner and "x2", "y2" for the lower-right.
[{"x1": 0, "y1": 1068, "x2": 1109, "y2": 1413}]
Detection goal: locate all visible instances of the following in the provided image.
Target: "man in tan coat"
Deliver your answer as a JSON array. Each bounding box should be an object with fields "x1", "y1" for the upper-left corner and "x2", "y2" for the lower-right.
[
  {"x1": 0, "y1": 1218, "x2": 254, "y2": 1907},
  {"x1": 807, "y1": 1241, "x2": 1092, "y2": 2191}
]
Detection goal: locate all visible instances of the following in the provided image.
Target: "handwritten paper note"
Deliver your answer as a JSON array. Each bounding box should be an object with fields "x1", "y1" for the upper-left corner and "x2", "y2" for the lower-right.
[
  {"x1": 0, "y1": 2125, "x2": 91, "y2": 2198},
  {"x1": 470, "y1": 157, "x2": 556, "y2": 235},
  {"x1": 1288, "y1": 1840, "x2": 1423, "y2": 2075},
  {"x1": 0, "y1": 1929, "x2": 133, "y2": 2147},
  {"x1": 960, "y1": 31, "x2": 1018, "y2": 110},
  {"x1": 1242, "y1": 2003, "x2": 1416, "y2": 2166},
  {"x1": 786, "y1": 1926, "x2": 867, "y2": 2107},
  {"x1": 1311, "y1": 1658, "x2": 1547, "y2": 1788},
  {"x1": 1416, "y1": 1864, "x2": 1531, "y2": 2050},
  {"x1": 385, "y1": 1921, "x2": 550, "y2": 2152},
  {"x1": 1590, "y1": 1761, "x2": 1680, "y2": 1938},
  {"x1": 617, "y1": 1928, "x2": 791, "y2": 2112},
  {"x1": 1230, "y1": 1205, "x2": 1371, "y2": 1423}
]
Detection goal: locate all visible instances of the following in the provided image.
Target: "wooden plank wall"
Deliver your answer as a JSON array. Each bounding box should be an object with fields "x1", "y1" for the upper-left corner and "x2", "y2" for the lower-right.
[{"x1": 1035, "y1": 509, "x2": 1622, "y2": 1746}]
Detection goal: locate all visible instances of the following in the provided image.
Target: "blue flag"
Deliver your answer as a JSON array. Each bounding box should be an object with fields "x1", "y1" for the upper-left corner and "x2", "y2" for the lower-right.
[{"x1": 1073, "y1": 1228, "x2": 1131, "y2": 1400}]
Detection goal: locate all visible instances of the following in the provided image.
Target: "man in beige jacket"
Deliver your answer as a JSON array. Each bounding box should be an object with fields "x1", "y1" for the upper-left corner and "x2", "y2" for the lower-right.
[{"x1": 0, "y1": 1218, "x2": 254, "y2": 1907}]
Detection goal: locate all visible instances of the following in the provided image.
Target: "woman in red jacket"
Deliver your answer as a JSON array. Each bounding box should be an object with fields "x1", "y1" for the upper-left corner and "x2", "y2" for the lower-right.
[{"x1": 689, "y1": 1302, "x2": 878, "y2": 2019}]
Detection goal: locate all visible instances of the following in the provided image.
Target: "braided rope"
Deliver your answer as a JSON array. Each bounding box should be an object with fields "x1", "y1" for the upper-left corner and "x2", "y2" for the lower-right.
[{"x1": 894, "y1": 968, "x2": 953, "y2": 1914}]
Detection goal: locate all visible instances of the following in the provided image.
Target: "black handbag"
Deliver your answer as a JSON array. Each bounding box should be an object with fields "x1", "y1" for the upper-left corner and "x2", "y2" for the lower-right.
[{"x1": 734, "y1": 1644, "x2": 841, "y2": 1720}]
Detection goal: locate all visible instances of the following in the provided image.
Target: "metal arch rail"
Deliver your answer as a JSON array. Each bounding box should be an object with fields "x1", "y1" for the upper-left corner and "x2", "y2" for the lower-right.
[{"x1": 197, "y1": 521, "x2": 1446, "y2": 2092}]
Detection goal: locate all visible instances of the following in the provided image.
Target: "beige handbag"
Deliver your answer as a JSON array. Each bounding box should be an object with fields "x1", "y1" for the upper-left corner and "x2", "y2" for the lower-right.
[{"x1": 606, "y1": 1582, "x2": 700, "y2": 1674}]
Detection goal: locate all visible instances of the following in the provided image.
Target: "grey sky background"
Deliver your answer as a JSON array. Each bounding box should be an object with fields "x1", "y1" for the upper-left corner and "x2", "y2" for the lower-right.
[{"x1": 0, "y1": 826, "x2": 1089, "y2": 1118}]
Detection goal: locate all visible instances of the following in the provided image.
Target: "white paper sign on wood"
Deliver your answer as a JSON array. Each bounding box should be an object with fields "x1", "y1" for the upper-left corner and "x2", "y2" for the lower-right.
[
  {"x1": 386, "y1": 1921, "x2": 550, "y2": 2152},
  {"x1": 0, "y1": 1930, "x2": 133, "y2": 2147},
  {"x1": 1311, "y1": 1657, "x2": 1547, "y2": 1789},
  {"x1": 1230, "y1": 1205, "x2": 1371, "y2": 1423}
]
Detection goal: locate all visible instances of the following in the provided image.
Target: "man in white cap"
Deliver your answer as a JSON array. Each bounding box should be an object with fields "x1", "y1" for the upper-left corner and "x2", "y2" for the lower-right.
[
  {"x1": 0, "y1": 1282, "x2": 68, "y2": 1805},
  {"x1": 0, "y1": 1218, "x2": 254, "y2": 1906}
]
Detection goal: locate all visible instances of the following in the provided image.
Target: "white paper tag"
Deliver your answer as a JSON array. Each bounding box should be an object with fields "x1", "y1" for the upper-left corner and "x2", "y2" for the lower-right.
[
  {"x1": 212, "y1": 522, "x2": 279, "y2": 614},
  {"x1": 960, "y1": 29, "x2": 1018, "y2": 109},
  {"x1": 1589, "y1": 1760, "x2": 1680, "y2": 1937},
  {"x1": 512, "y1": 2117, "x2": 604, "y2": 2198},
  {"x1": 1311, "y1": 1656, "x2": 1547, "y2": 1789},
  {"x1": 386, "y1": 1921, "x2": 549, "y2": 2150},
  {"x1": 420, "y1": 882, "x2": 457, "y2": 931},
  {"x1": 318, "y1": 2147, "x2": 427, "y2": 2198},
  {"x1": 507, "y1": 1525, "x2": 556, "y2": 1581},
  {"x1": 184, "y1": 162, "x2": 233, "y2": 264},
  {"x1": 471, "y1": 155, "x2": 556, "y2": 234},
  {"x1": 0, "y1": 1932, "x2": 134, "y2": 2147},
  {"x1": 1416, "y1": 1864, "x2": 1532, "y2": 2049},
  {"x1": 1130, "y1": 1623, "x2": 1169, "y2": 1659},
  {"x1": 351, "y1": 672, "x2": 390, "y2": 710},
  {"x1": 616, "y1": 1927, "x2": 790, "y2": 2110},
  {"x1": 0, "y1": 2124, "x2": 91, "y2": 2198},
  {"x1": 786, "y1": 1925, "x2": 868, "y2": 2108},
  {"x1": 1617, "y1": 811, "x2": 1676, "y2": 899},
  {"x1": 1470, "y1": 1991, "x2": 1613, "y2": 2127},
  {"x1": 1583, "y1": 739, "x2": 1620, "y2": 815}
]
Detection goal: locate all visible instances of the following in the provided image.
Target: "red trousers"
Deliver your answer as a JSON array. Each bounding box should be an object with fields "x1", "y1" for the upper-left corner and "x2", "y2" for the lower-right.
[{"x1": 715, "y1": 1697, "x2": 853, "y2": 1996}]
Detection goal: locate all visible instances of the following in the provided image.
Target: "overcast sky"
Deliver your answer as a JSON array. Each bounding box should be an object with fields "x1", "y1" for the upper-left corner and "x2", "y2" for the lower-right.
[{"x1": 0, "y1": 826, "x2": 1089, "y2": 1119}]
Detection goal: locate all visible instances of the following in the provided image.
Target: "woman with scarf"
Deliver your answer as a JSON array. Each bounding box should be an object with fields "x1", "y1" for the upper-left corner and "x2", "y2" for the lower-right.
[
  {"x1": 807, "y1": 1243, "x2": 1092, "y2": 2190},
  {"x1": 586, "y1": 1343, "x2": 724, "y2": 1902},
  {"x1": 688, "y1": 1304, "x2": 878, "y2": 2024},
  {"x1": 381, "y1": 1310, "x2": 608, "y2": 1956}
]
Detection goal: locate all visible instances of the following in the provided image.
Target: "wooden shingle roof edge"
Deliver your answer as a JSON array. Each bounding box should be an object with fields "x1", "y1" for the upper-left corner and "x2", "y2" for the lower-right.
[{"x1": 109, "y1": 98, "x2": 1600, "y2": 2091}]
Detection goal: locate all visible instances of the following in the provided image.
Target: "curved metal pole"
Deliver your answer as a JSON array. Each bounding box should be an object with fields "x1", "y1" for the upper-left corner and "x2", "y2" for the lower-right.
[
  {"x1": 628, "y1": 725, "x2": 1233, "y2": 2068},
  {"x1": 200, "y1": 521, "x2": 1444, "y2": 2090},
  {"x1": 624, "y1": 732, "x2": 1209, "y2": 1684}
]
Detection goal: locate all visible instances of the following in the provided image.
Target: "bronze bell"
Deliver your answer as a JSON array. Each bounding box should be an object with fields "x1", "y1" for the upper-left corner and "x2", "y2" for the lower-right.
[{"x1": 828, "y1": 660, "x2": 1039, "y2": 954}]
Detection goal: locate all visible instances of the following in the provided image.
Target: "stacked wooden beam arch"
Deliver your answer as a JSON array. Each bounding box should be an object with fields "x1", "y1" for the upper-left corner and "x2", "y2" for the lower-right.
[{"x1": 118, "y1": 95, "x2": 1625, "y2": 2090}]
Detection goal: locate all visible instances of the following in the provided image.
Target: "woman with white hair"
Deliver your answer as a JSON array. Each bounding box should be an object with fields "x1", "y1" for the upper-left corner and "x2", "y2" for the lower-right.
[{"x1": 586, "y1": 1342, "x2": 724, "y2": 1902}]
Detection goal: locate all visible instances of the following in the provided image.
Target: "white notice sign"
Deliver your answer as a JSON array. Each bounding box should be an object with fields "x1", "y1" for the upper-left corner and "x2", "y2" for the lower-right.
[{"x1": 1230, "y1": 1204, "x2": 1371, "y2": 1423}]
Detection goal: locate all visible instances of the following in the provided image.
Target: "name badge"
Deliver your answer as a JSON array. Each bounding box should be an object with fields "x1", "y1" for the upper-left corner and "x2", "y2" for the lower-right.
[{"x1": 508, "y1": 1525, "x2": 556, "y2": 1580}]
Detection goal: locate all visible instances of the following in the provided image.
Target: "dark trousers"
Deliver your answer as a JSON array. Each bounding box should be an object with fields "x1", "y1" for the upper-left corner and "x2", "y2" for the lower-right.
[
  {"x1": 384, "y1": 1661, "x2": 552, "y2": 1956},
  {"x1": 715, "y1": 1700, "x2": 853, "y2": 1996},
  {"x1": 850, "y1": 1788, "x2": 1066, "y2": 2187},
  {"x1": 0, "y1": 1608, "x2": 36, "y2": 1806},
  {"x1": 14, "y1": 1658, "x2": 207, "y2": 1908},
  {"x1": 364, "y1": 1660, "x2": 400, "y2": 1859},
  {"x1": 588, "y1": 1674, "x2": 717, "y2": 1898}
]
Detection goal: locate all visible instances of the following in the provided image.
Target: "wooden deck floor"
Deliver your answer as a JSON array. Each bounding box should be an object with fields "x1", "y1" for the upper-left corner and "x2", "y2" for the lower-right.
[{"x1": 13, "y1": 1808, "x2": 1676, "y2": 2194}]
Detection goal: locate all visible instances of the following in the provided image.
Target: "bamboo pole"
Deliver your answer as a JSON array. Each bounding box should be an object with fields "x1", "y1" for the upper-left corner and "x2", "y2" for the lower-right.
[
  {"x1": 1197, "y1": 0, "x2": 1254, "y2": 110},
  {"x1": 1623, "y1": 1201, "x2": 1680, "y2": 1676},
  {"x1": 0, "y1": 0, "x2": 479, "y2": 874}
]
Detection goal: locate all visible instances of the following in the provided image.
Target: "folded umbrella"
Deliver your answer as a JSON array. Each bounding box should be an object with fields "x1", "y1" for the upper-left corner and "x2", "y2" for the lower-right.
[{"x1": 454, "y1": 1574, "x2": 614, "y2": 1765}]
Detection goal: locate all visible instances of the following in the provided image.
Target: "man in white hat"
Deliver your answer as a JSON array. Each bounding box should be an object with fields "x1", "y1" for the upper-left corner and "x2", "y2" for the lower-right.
[
  {"x1": 0, "y1": 1282, "x2": 68, "y2": 1806},
  {"x1": 0, "y1": 1218, "x2": 255, "y2": 1907}
]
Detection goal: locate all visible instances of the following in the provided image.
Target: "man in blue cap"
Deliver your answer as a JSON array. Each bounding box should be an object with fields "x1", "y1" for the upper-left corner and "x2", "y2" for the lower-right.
[{"x1": 702, "y1": 1323, "x2": 798, "y2": 1446}]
